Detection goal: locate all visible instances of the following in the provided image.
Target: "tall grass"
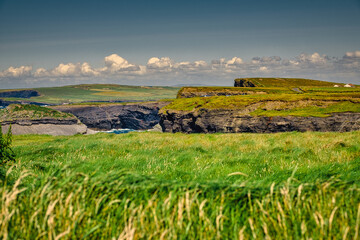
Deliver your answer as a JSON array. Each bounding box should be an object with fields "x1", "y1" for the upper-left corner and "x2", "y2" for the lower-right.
[
  {"x1": 1, "y1": 168, "x2": 359, "y2": 239},
  {"x1": 1, "y1": 131, "x2": 359, "y2": 239}
]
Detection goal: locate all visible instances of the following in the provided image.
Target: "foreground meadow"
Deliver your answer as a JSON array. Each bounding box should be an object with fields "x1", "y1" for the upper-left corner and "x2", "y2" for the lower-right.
[{"x1": 1, "y1": 131, "x2": 360, "y2": 239}]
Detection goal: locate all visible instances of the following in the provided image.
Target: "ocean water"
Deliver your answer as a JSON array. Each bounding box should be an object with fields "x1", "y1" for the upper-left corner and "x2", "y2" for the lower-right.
[{"x1": 105, "y1": 129, "x2": 138, "y2": 134}]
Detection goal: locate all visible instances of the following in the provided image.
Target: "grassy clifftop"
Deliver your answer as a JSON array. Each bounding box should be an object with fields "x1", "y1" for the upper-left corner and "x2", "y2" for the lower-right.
[
  {"x1": 162, "y1": 93, "x2": 360, "y2": 117},
  {"x1": 163, "y1": 78, "x2": 360, "y2": 117},
  {"x1": 234, "y1": 78, "x2": 343, "y2": 87},
  {"x1": 0, "y1": 104, "x2": 75, "y2": 122},
  {"x1": 177, "y1": 86, "x2": 295, "y2": 98},
  {"x1": 178, "y1": 78, "x2": 356, "y2": 99}
]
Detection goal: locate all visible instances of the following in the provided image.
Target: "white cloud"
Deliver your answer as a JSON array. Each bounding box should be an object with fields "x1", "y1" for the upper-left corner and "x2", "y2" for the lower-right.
[
  {"x1": 0, "y1": 66, "x2": 32, "y2": 78},
  {"x1": 296, "y1": 52, "x2": 330, "y2": 65},
  {"x1": 225, "y1": 57, "x2": 243, "y2": 69},
  {"x1": 147, "y1": 57, "x2": 173, "y2": 72},
  {"x1": 51, "y1": 63, "x2": 80, "y2": 76},
  {"x1": 344, "y1": 51, "x2": 360, "y2": 58},
  {"x1": 339, "y1": 51, "x2": 360, "y2": 70},
  {"x1": 101, "y1": 54, "x2": 140, "y2": 74},
  {"x1": 1, "y1": 51, "x2": 359, "y2": 88},
  {"x1": 259, "y1": 66, "x2": 269, "y2": 72},
  {"x1": 34, "y1": 68, "x2": 48, "y2": 77},
  {"x1": 33, "y1": 62, "x2": 99, "y2": 78},
  {"x1": 81, "y1": 62, "x2": 99, "y2": 76},
  {"x1": 211, "y1": 58, "x2": 226, "y2": 69},
  {"x1": 227, "y1": 57, "x2": 243, "y2": 65},
  {"x1": 174, "y1": 60, "x2": 209, "y2": 72}
]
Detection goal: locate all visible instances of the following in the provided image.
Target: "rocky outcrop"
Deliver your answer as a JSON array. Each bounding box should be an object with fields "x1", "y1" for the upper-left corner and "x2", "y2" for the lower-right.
[
  {"x1": 160, "y1": 109, "x2": 360, "y2": 133},
  {"x1": 234, "y1": 79, "x2": 256, "y2": 87},
  {"x1": 52, "y1": 102, "x2": 170, "y2": 130},
  {"x1": 1, "y1": 118, "x2": 88, "y2": 135},
  {"x1": 0, "y1": 90, "x2": 40, "y2": 98}
]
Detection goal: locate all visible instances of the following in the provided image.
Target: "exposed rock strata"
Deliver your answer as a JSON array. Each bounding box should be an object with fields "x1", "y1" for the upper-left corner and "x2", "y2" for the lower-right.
[
  {"x1": 160, "y1": 109, "x2": 360, "y2": 133},
  {"x1": 52, "y1": 102, "x2": 170, "y2": 130},
  {"x1": 1, "y1": 118, "x2": 87, "y2": 135}
]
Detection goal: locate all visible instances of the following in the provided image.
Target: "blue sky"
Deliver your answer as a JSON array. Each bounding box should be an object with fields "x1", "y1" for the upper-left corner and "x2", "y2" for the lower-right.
[{"x1": 0, "y1": 0, "x2": 360, "y2": 88}]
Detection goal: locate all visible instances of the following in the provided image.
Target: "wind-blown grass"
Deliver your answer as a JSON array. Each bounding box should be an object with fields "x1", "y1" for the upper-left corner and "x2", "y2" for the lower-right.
[
  {"x1": 1, "y1": 169, "x2": 360, "y2": 239},
  {"x1": 8, "y1": 131, "x2": 360, "y2": 185},
  {"x1": 1, "y1": 131, "x2": 360, "y2": 239}
]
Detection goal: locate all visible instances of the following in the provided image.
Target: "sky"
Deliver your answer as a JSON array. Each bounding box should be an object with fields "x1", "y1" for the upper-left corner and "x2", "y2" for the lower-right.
[{"x1": 0, "y1": 0, "x2": 360, "y2": 88}]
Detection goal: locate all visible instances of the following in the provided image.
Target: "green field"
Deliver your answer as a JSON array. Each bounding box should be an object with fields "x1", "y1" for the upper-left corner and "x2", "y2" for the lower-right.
[
  {"x1": 0, "y1": 84, "x2": 180, "y2": 104},
  {"x1": 167, "y1": 78, "x2": 360, "y2": 118},
  {"x1": 1, "y1": 131, "x2": 360, "y2": 239},
  {"x1": 163, "y1": 91, "x2": 360, "y2": 116},
  {"x1": 177, "y1": 86, "x2": 295, "y2": 98},
  {"x1": 1, "y1": 78, "x2": 360, "y2": 239}
]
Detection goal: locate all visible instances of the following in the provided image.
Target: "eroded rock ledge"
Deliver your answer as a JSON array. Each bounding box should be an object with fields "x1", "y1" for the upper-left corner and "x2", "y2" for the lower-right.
[
  {"x1": 160, "y1": 109, "x2": 360, "y2": 133},
  {"x1": 52, "y1": 102, "x2": 170, "y2": 130},
  {"x1": 1, "y1": 118, "x2": 87, "y2": 135}
]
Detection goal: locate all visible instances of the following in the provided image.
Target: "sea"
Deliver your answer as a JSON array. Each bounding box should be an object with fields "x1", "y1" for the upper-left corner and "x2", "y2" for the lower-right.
[{"x1": 103, "y1": 129, "x2": 139, "y2": 134}]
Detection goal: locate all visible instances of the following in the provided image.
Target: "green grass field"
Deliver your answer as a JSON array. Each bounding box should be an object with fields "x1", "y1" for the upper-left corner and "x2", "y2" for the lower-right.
[
  {"x1": 1, "y1": 131, "x2": 360, "y2": 239},
  {"x1": 167, "y1": 79, "x2": 360, "y2": 118},
  {"x1": 0, "y1": 84, "x2": 180, "y2": 104},
  {"x1": 176, "y1": 87, "x2": 295, "y2": 98},
  {"x1": 163, "y1": 91, "x2": 360, "y2": 117}
]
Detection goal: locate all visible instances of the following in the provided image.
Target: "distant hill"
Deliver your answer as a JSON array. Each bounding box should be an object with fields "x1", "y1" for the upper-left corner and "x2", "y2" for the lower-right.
[
  {"x1": 234, "y1": 78, "x2": 343, "y2": 87},
  {"x1": 0, "y1": 84, "x2": 180, "y2": 104}
]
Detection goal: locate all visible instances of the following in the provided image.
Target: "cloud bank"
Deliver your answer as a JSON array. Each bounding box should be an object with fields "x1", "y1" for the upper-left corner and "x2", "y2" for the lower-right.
[{"x1": 1, "y1": 51, "x2": 359, "y2": 88}]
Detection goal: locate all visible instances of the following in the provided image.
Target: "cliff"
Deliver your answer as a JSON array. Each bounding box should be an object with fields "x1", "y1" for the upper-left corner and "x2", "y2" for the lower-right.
[
  {"x1": 234, "y1": 78, "x2": 341, "y2": 87},
  {"x1": 1, "y1": 104, "x2": 87, "y2": 135},
  {"x1": 160, "y1": 109, "x2": 360, "y2": 133},
  {"x1": 52, "y1": 101, "x2": 170, "y2": 130},
  {"x1": 1, "y1": 119, "x2": 87, "y2": 136},
  {"x1": 159, "y1": 92, "x2": 360, "y2": 133}
]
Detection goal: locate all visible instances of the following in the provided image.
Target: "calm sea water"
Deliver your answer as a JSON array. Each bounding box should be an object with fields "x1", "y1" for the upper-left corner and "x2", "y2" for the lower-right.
[{"x1": 105, "y1": 129, "x2": 137, "y2": 134}]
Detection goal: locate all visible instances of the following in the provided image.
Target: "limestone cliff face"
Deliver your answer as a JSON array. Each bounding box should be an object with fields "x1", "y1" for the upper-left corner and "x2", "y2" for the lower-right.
[
  {"x1": 160, "y1": 109, "x2": 360, "y2": 133},
  {"x1": 52, "y1": 102, "x2": 170, "y2": 130},
  {"x1": 1, "y1": 118, "x2": 87, "y2": 135}
]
